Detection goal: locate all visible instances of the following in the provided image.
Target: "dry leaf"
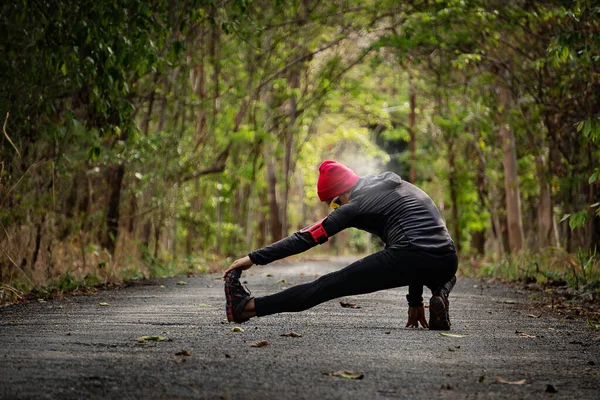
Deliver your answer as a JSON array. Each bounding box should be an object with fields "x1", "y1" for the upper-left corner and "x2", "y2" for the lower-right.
[
  {"x1": 98, "y1": 302, "x2": 110, "y2": 306},
  {"x1": 173, "y1": 359, "x2": 186, "y2": 364},
  {"x1": 136, "y1": 335, "x2": 171, "y2": 343},
  {"x1": 515, "y1": 330, "x2": 537, "y2": 338},
  {"x1": 176, "y1": 281, "x2": 188, "y2": 285},
  {"x1": 340, "y1": 301, "x2": 360, "y2": 309},
  {"x1": 175, "y1": 350, "x2": 191, "y2": 356},
  {"x1": 280, "y1": 332, "x2": 302, "y2": 338},
  {"x1": 250, "y1": 340, "x2": 269, "y2": 347},
  {"x1": 439, "y1": 333, "x2": 465, "y2": 338},
  {"x1": 527, "y1": 314, "x2": 541, "y2": 318},
  {"x1": 323, "y1": 370, "x2": 364, "y2": 380},
  {"x1": 495, "y1": 376, "x2": 526, "y2": 385},
  {"x1": 231, "y1": 327, "x2": 244, "y2": 333}
]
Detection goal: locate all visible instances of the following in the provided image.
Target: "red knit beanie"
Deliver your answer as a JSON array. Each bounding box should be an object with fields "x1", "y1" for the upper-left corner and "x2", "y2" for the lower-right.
[{"x1": 317, "y1": 160, "x2": 360, "y2": 202}]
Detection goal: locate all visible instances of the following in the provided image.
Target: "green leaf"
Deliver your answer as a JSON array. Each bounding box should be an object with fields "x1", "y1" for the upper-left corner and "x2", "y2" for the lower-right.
[
  {"x1": 583, "y1": 120, "x2": 592, "y2": 137},
  {"x1": 98, "y1": 302, "x2": 110, "y2": 306},
  {"x1": 88, "y1": 146, "x2": 101, "y2": 161},
  {"x1": 176, "y1": 281, "x2": 187, "y2": 285},
  {"x1": 569, "y1": 211, "x2": 587, "y2": 230},
  {"x1": 231, "y1": 327, "x2": 244, "y2": 333},
  {"x1": 589, "y1": 172, "x2": 599, "y2": 184},
  {"x1": 559, "y1": 214, "x2": 571, "y2": 223}
]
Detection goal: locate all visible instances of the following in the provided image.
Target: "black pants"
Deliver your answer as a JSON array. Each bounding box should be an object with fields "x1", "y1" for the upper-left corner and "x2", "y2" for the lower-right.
[{"x1": 254, "y1": 247, "x2": 458, "y2": 317}]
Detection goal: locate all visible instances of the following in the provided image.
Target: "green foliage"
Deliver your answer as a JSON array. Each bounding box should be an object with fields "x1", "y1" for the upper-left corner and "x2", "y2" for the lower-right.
[{"x1": 1, "y1": 0, "x2": 599, "y2": 301}]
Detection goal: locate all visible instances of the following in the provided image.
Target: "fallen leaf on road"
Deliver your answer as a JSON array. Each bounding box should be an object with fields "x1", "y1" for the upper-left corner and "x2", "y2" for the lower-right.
[
  {"x1": 173, "y1": 359, "x2": 186, "y2": 364},
  {"x1": 196, "y1": 303, "x2": 211, "y2": 308},
  {"x1": 478, "y1": 376, "x2": 485, "y2": 383},
  {"x1": 323, "y1": 370, "x2": 364, "y2": 380},
  {"x1": 231, "y1": 327, "x2": 244, "y2": 333},
  {"x1": 515, "y1": 330, "x2": 537, "y2": 338},
  {"x1": 136, "y1": 335, "x2": 171, "y2": 343},
  {"x1": 277, "y1": 279, "x2": 286, "y2": 284},
  {"x1": 527, "y1": 314, "x2": 541, "y2": 318},
  {"x1": 175, "y1": 350, "x2": 191, "y2": 356},
  {"x1": 501, "y1": 300, "x2": 516, "y2": 304},
  {"x1": 176, "y1": 281, "x2": 188, "y2": 285},
  {"x1": 495, "y1": 376, "x2": 526, "y2": 385},
  {"x1": 98, "y1": 302, "x2": 110, "y2": 306},
  {"x1": 264, "y1": 274, "x2": 273, "y2": 277},
  {"x1": 250, "y1": 340, "x2": 269, "y2": 347},
  {"x1": 280, "y1": 332, "x2": 302, "y2": 338},
  {"x1": 340, "y1": 301, "x2": 360, "y2": 309},
  {"x1": 439, "y1": 333, "x2": 465, "y2": 338}
]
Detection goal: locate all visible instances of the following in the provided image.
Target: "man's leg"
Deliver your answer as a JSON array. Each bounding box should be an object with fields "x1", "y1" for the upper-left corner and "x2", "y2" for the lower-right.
[
  {"x1": 254, "y1": 249, "x2": 408, "y2": 317},
  {"x1": 425, "y1": 252, "x2": 458, "y2": 330}
]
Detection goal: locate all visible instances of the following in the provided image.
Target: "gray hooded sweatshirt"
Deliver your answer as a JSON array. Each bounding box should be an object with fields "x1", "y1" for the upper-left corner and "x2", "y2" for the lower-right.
[{"x1": 249, "y1": 172, "x2": 455, "y2": 266}]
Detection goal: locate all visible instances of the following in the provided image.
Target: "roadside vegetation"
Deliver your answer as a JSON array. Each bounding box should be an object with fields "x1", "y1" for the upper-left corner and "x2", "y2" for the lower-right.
[{"x1": 1, "y1": 1, "x2": 598, "y2": 310}]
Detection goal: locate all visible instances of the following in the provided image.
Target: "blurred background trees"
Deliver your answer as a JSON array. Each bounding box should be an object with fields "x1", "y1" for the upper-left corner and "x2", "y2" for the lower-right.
[{"x1": 1, "y1": 0, "x2": 598, "y2": 299}]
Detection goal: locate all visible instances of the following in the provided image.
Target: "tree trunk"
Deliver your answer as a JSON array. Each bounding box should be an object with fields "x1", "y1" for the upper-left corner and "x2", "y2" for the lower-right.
[
  {"x1": 154, "y1": 210, "x2": 163, "y2": 260},
  {"x1": 141, "y1": 73, "x2": 159, "y2": 136},
  {"x1": 408, "y1": 70, "x2": 417, "y2": 183},
  {"x1": 104, "y1": 164, "x2": 125, "y2": 255},
  {"x1": 31, "y1": 215, "x2": 45, "y2": 274},
  {"x1": 471, "y1": 140, "x2": 488, "y2": 255},
  {"x1": 535, "y1": 152, "x2": 555, "y2": 249},
  {"x1": 281, "y1": 68, "x2": 300, "y2": 237},
  {"x1": 257, "y1": 187, "x2": 268, "y2": 248},
  {"x1": 216, "y1": 176, "x2": 222, "y2": 255},
  {"x1": 447, "y1": 149, "x2": 461, "y2": 253},
  {"x1": 498, "y1": 85, "x2": 525, "y2": 253},
  {"x1": 265, "y1": 145, "x2": 283, "y2": 243},
  {"x1": 588, "y1": 144, "x2": 600, "y2": 252},
  {"x1": 127, "y1": 192, "x2": 136, "y2": 234}
]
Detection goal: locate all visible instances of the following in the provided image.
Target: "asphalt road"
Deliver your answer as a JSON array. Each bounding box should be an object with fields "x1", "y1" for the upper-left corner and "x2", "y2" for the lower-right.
[{"x1": 1, "y1": 258, "x2": 599, "y2": 399}]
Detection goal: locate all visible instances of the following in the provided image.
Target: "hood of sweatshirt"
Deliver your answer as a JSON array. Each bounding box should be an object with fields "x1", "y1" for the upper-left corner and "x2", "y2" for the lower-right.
[{"x1": 351, "y1": 172, "x2": 402, "y2": 198}]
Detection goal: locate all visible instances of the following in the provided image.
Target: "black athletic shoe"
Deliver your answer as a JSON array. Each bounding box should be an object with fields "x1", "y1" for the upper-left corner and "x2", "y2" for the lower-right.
[
  {"x1": 224, "y1": 269, "x2": 253, "y2": 323},
  {"x1": 429, "y1": 275, "x2": 457, "y2": 331}
]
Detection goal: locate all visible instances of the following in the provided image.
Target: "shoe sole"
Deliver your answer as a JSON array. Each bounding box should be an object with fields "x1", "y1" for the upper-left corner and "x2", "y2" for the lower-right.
[
  {"x1": 224, "y1": 270, "x2": 242, "y2": 323},
  {"x1": 429, "y1": 296, "x2": 450, "y2": 330}
]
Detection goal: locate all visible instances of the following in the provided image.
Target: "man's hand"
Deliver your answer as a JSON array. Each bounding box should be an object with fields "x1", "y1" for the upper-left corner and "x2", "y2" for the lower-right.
[
  {"x1": 406, "y1": 306, "x2": 429, "y2": 328},
  {"x1": 223, "y1": 256, "x2": 253, "y2": 279}
]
